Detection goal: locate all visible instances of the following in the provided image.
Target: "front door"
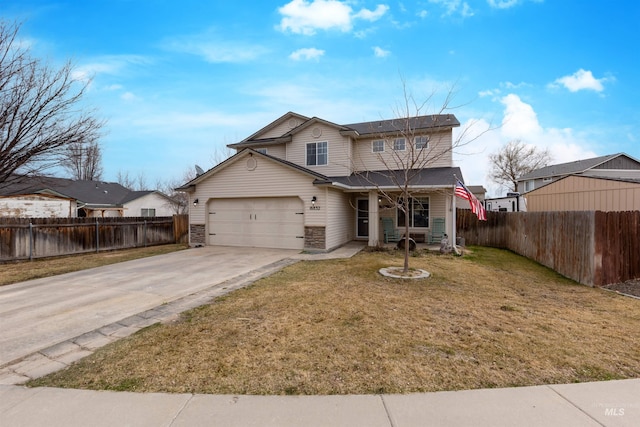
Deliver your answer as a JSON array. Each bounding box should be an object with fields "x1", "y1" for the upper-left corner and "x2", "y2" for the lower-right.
[{"x1": 356, "y1": 199, "x2": 369, "y2": 238}]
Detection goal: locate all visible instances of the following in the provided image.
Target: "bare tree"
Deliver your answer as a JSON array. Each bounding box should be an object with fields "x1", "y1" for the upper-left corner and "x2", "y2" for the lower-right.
[
  {"x1": 0, "y1": 21, "x2": 103, "y2": 187},
  {"x1": 488, "y1": 140, "x2": 552, "y2": 192},
  {"x1": 61, "y1": 140, "x2": 103, "y2": 180},
  {"x1": 116, "y1": 170, "x2": 149, "y2": 191},
  {"x1": 156, "y1": 167, "x2": 198, "y2": 214},
  {"x1": 353, "y1": 84, "x2": 488, "y2": 273}
]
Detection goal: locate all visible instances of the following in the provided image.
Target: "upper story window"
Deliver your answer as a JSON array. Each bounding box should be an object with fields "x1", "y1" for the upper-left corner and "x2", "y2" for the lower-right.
[
  {"x1": 306, "y1": 141, "x2": 327, "y2": 166},
  {"x1": 415, "y1": 136, "x2": 429, "y2": 149},
  {"x1": 393, "y1": 138, "x2": 406, "y2": 151},
  {"x1": 255, "y1": 148, "x2": 267, "y2": 154},
  {"x1": 542, "y1": 177, "x2": 552, "y2": 183},
  {"x1": 372, "y1": 139, "x2": 385, "y2": 153},
  {"x1": 524, "y1": 180, "x2": 535, "y2": 192}
]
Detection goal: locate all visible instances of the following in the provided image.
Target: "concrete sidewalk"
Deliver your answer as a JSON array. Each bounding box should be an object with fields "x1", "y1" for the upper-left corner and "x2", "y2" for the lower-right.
[{"x1": 1, "y1": 379, "x2": 638, "y2": 426}]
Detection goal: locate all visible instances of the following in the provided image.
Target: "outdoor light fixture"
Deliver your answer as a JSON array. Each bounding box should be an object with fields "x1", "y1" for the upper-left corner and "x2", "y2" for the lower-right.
[
  {"x1": 311, "y1": 196, "x2": 317, "y2": 205},
  {"x1": 193, "y1": 198, "x2": 199, "y2": 206}
]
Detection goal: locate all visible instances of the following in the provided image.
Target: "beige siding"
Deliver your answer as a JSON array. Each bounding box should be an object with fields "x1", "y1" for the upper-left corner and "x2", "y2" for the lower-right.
[
  {"x1": 352, "y1": 131, "x2": 453, "y2": 172},
  {"x1": 260, "y1": 117, "x2": 304, "y2": 139},
  {"x1": 286, "y1": 125, "x2": 352, "y2": 176},
  {"x1": 325, "y1": 188, "x2": 354, "y2": 249},
  {"x1": 123, "y1": 193, "x2": 175, "y2": 217},
  {"x1": 189, "y1": 154, "x2": 325, "y2": 234},
  {"x1": 259, "y1": 144, "x2": 286, "y2": 159},
  {"x1": 526, "y1": 175, "x2": 640, "y2": 212}
]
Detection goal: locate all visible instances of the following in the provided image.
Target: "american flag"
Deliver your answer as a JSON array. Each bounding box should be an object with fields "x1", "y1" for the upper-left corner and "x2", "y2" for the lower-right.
[{"x1": 455, "y1": 180, "x2": 487, "y2": 221}]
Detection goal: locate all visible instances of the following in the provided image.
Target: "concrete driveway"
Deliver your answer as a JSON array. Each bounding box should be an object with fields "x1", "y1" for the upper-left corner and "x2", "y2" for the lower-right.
[{"x1": 0, "y1": 246, "x2": 297, "y2": 368}]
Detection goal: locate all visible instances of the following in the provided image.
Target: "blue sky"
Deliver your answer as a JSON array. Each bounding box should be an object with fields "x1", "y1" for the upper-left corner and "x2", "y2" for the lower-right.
[{"x1": 5, "y1": 0, "x2": 639, "y2": 195}]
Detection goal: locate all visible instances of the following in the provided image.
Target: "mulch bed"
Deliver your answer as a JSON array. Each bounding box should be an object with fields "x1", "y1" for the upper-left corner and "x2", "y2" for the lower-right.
[{"x1": 602, "y1": 279, "x2": 640, "y2": 298}]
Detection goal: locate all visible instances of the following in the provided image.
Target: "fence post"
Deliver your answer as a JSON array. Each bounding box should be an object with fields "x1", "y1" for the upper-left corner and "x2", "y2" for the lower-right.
[
  {"x1": 29, "y1": 222, "x2": 33, "y2": 261},
  {"x1": 144, "y1": 220, "x2": 147, "y2": 247},
  {"x1": 95, "y1": 218, "x2": 100, "y2": 253}
]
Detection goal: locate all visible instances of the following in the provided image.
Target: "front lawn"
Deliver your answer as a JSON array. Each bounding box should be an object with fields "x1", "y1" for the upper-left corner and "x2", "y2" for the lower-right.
[{"x1": 30, "y1": 247, "x2": 640, "y2": 394}]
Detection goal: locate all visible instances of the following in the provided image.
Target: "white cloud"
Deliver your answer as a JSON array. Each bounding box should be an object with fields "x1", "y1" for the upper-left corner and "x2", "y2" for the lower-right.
[
  {"x1": 373, "y1": 46, "x2": 390, "y2": 58},
  {"x1": 454, "y1": 94, "x2": 598, "y2": 196},
  {"x1": 417, "y1": 10, "x2": 428, "y2": 18},
  {"x1": 551, "y1": 69, "x2": 607, "y2": 92},
  {"x1": 354, "y1": 4, "x2": 390, "y2": 21},
  {"x1": 278, "y1": 0, "x2": 354, "y2": 34},
  {"x1": 289, "y1": 47, "x2": 325, "y2": 61},
  {"x1": 500, "y1": 93, "x2": 543, "y2": 139},
  {"x1": 163, "y1": 31, "x2": 269, "y2": 63},
  {"x1": 72, "y1": 55, "x2": 150, "y2": 81},
  {"x1": 120, "y1": 92, "x2": 139, "y2": 101},
  {"x1": 429, "y1": 0, "x2": 474, "y2": 18},
  {"x1": 277, "y1": 0, "x2": 389, "y2": 35},
  {"x1": 487, "y1": 0, "x2": 519, "y2": 9}
]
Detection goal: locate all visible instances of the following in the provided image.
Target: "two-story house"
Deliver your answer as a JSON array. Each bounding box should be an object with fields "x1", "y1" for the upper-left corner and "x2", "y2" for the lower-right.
[{"x1": 177, "y1": 111, "x2": 464, "y2": 251}]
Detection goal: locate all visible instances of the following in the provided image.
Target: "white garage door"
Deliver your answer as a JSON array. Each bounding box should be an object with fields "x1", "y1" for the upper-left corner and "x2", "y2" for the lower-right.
[{"x1": 208, "y1": 197, "x2": 305, "y2": 249}]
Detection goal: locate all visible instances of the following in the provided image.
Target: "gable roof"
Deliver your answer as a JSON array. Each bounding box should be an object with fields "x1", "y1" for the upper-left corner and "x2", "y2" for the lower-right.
[
  {"x1": 229, "y1": 112, "x2": 310, "y2": 148},
  {"x1": 175, "y1": 148, "x2": 331, "y2": 191},
  {"x1": 518, "y1": 153, "x2": 640, "y2": 181},
  {"x1": 227, "y1": 112, "x2": 461, "y2": 149}
]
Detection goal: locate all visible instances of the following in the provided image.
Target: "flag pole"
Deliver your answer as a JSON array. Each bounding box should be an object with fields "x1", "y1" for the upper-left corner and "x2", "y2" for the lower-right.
[{"x1": 452, "y1": 175, "x2": 460, "y2": 256}]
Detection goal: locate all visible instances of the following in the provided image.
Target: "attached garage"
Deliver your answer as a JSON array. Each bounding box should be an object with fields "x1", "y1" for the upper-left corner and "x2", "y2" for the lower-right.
[{"x1": 208, "y1": 197, "x2": 305, "y2": 249}]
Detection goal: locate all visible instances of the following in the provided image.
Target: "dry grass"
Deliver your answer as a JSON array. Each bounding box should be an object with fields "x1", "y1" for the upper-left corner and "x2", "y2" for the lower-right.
[
  {"x1": 0, "y1": 244, "x2": 188, "y2": 286},
  {"x1": 30, "y1": 247, "x2": 640, "y2": 395}
]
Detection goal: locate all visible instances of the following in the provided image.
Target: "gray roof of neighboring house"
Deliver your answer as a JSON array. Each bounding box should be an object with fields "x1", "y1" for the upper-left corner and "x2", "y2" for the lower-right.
[
  {"x1": 318, "y1": 167, "x2": 463, "y2": 189},
  {"x1": 518, "y1": 153, "x2": 628, "y2": 181},
  {"x1": 0, "y1": 176, "x2": 137, "y2": 206}
]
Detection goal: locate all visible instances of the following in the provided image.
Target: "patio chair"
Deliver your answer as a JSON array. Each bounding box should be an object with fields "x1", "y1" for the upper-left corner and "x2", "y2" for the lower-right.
[
  {"x1": 382, "y1": 218, "x2": 401, "y2": 243},
  {"x1": 428, "y1": 217, "x2": 446, "y2": 244}
]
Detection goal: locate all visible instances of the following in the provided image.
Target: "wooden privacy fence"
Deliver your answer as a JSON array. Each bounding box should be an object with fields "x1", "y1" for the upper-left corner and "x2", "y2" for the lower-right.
[
  {"x1": 0, "y1": 215, "x2": 189, "y2": 261},
  {"x1": 457, "y1": 209, "x2": 640, "y2": 287}
]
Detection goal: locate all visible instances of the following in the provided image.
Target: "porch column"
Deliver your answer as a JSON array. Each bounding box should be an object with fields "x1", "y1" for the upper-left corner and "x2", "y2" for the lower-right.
[{"x1": 368, "y1": 190, "x2": 380, "y2": 247}]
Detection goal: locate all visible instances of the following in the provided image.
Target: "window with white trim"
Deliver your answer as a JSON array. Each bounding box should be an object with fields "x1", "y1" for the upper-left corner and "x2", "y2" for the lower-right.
[
  {"x1": 415, "y1": 136, "x2": 429, "y2": 149},
  {"x1": 255, "y1": 148, "x2": 267, "y2": 154},
  {"x1": 397, "y1": 196, "x2": 429, "y2": 228},
  {"x1": 306, "y1": 141, "x2": 327, "y2": 166},
  {"x1": 141, "y1": 208, "x2": 156, "y2": 217},
  {"x1": 524, "y1": 180, "x2": 535, "y2": 192},
  {"x1": 372, "y1": 139, "x2": 385, "y2": 153},
  {"x1": 393, "y1": 138, "x2": 406, "y2": 151}
]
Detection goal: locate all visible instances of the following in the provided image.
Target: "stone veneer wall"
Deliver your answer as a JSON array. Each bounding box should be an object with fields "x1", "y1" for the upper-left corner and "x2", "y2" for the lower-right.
[
  {"x1": 304, "y1": 226, "x2": 326, "y2": 250},
  {"x1": 190, "y1": 224, "x2": 205, "y2": 245}
]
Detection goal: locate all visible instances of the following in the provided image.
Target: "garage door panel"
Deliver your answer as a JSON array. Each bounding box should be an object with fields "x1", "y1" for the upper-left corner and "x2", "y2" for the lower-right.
[{"x1": 208, "y1": 197, "x2": 304, "y2": 250}]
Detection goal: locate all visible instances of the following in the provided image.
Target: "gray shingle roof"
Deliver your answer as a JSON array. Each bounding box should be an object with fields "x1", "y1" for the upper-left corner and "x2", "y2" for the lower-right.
[
  {"x1": 343, "y1": 114, "x2": 460, "y2": 136},
  {"x1": 319, "y1": 167, "x2": 463, "y2": 188},
  {"x1": 0, "y1": 176, "x2": 136, "y2": 206},
  {"x1": 518, "y1": 153, "x2": 622, "y2": 181}
]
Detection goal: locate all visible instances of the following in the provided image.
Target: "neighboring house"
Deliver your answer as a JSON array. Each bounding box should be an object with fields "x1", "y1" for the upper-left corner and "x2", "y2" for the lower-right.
[
  {"x1": 485, "y1": 193, "x2": 527, "y2": 212},
  {"x1": 120, "y1": 191, "x2": 177, "y2": 217},
  {"x1": 525, "y1": 175, "x2": 640, "y2": 212},
  {"x1": 177, "y1": 111, "x2": 466, "y2": 251},
  {"x1": 0, "y1": 193, "x2": 75, "y2": 218},
  {"x1": 517, "y1": 153, "x2": 640, "y2": 193},
  {"x1": 0, "y1": 176, "x2": 176, "y2": 218}
]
